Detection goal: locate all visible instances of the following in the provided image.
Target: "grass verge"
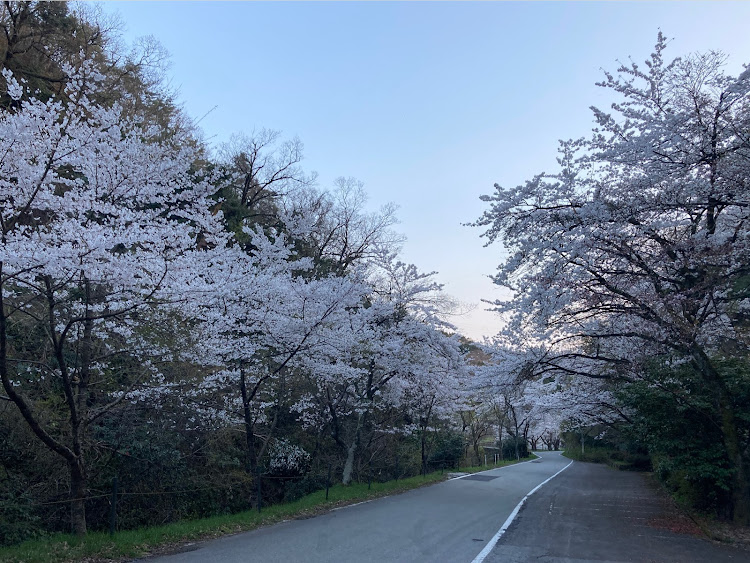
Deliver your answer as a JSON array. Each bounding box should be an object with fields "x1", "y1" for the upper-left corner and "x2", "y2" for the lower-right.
[{"x1": 0, "y1": 457, "x2": 534, "y2": 563}]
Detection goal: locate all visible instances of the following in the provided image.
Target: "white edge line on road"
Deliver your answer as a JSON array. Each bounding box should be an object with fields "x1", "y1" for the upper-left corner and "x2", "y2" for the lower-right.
[
  {"x1": 470, "y1": 459, "x2": 574, "y2": 563},
  {"x1": 449, "y1": 454, "x2": 540, "y2": 481},
  {"x1": 331, "y1": 499, "x2": 373, "y2": 511},
  {"x1": 335, "y1": 456, "x2": 543, "y2": 512}
]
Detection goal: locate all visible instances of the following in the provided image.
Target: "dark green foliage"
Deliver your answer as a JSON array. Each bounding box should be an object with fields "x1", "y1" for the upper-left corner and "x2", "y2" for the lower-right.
[
  {"x1": 501, "y1": 437, "x2": 528, "y2": 460},
  {"x1": 0, "y1": 405, "x2": 69, "y2": 544},
  {"x1": 562, "y1": 443, "x2": 651, "y2": 471},
  {"x1": 617, "y1": 359, "x2": 750, "y2": 517},
  {"x1": 0, "y1": 1, "x2": 78, "y2": 107},
  {"x1": 427, "y1": 432, "x2": 463, "y2": 469},
  {"x1": 0, "y1": 487, "x2": 41, "y2": 546},
  {"x1": 85, "y1": 403, "x2": 257, "y2": 531},
  {"x1": 282, "y1": 475, "x2": 328, "y2": 503}
]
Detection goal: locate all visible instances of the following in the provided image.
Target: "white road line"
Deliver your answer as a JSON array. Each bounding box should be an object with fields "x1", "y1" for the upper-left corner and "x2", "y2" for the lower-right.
[
  {"x1": 331, "y1": 500, "x2": 373, "y2": 511},
  {"x1": 470, "y1": 459, "x2": 574, "y2": 563}
]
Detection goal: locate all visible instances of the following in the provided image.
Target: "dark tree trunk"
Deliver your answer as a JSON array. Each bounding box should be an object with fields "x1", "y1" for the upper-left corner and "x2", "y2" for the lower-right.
[
  {"x1": 497, "y1": 421, "x2": 503, "y2": 461},
  {"x1": 69, "y1": 459, "x2": 87, "y2": 535},
  {"x1": 420, "y1": 401, "x2": 433, "y2": 475},
  {"x1": 240, "y1": 369, "x2": 259, "y2": 477},
  {"x1": 342, "y1": 412, "x2": 364, "y2": 485}
]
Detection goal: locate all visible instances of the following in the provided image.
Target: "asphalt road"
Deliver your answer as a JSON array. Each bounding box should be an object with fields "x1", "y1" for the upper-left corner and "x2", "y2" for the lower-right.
[
  {"x1": 484, "y1": 460, "x2": 746, "y2": 563},
  {"x1": 145, "y1": 451, "x2": 571, "y2": 563}
]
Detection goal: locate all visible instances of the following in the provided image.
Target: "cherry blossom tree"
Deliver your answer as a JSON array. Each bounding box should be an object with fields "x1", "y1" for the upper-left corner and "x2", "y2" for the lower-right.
[
  {"x1": 188, "y1": 230, "x2": 367, "y2": 479},
  {"x1": 400, "y1": 332, "x2": 465, "y2": 475},
  {"x1": 292, "y1": 255, "x2": 459, "y2": 484},
  {"x1": 474, "y1": 35, "x2": 750, "y2": 522},
  {"x1": 0, "y1": 64, "x2": 226, "y2": 534},
  {"x1": 184, "y1": 172, "x2": 404, "y2": 484}
]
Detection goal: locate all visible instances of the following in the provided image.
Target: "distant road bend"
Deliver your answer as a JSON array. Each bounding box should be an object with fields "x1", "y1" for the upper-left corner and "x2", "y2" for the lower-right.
[{"x1": 147, "y1": 451, "x2": 571, "y2": 563}]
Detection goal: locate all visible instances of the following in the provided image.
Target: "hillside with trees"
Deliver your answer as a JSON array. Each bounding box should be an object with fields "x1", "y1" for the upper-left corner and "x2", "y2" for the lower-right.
[{"x1": 0, "y1": 2, "x2": 536, "y2": 543}]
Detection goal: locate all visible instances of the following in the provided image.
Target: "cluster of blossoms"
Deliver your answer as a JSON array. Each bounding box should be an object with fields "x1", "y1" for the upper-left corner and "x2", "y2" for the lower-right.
[{"x1": 268, "y1": 439, "x2": 311, "y2": 474}]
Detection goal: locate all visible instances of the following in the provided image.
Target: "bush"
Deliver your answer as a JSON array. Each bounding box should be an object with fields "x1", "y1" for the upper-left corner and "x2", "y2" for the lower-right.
[
  {"x1": 617, "y1": 359, "x2": 746, "y2": 519},
  {"x1": 0, "y1": 490, "x2": 42, "y2": 546},
  {"x1": 428, "y1": 432, "x2": 463, "y2": 469},
  {"x1": 282, "y1": 474, "x2": 329, "y2": 503},
  {"x1": 501, "y1": 437, "x2": 528, "y2": 460}
]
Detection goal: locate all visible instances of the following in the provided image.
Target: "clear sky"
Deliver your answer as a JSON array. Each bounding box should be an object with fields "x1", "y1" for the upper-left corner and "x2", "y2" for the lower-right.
[{"x1": 102, "y1": 1, "x2": 750, "y2": 341}]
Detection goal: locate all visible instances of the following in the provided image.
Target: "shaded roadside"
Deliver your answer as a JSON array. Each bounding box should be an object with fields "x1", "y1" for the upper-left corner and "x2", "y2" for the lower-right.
[{"x1": 485, "y1": 461, "x2": 747, "y2": 562}]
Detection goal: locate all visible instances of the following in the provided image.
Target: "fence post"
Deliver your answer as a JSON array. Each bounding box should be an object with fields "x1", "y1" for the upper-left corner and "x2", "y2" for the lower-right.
[
  {"x1": 256, "y1": 467, "x2": 262, "y2": 513},
  {"x1": 326, "y1": 463, "x2": 331, "y2": 500},
  {"x1": 395, "y1": 454, "x2": 399, "y2": 480},
  {"x1": 109, "y1": 477, "x2": 118, "y2": 536}
]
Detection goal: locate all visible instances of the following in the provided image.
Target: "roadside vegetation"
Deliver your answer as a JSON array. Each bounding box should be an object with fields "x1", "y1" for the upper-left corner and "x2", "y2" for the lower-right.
[
  {"x1": 0, "y1": 456, "x2": 533, "y2": 563},
  {"x1": 562, "y1": 439, "x2": 651, "y2": 472}
]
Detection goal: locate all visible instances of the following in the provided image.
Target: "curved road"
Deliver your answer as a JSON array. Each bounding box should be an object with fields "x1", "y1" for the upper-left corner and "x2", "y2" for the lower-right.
[{"x1": 146, "y1": 451, "x2": 570, "y2": 563}]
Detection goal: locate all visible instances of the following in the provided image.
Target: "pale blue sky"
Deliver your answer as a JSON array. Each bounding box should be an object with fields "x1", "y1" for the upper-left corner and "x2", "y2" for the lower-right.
[{"x1": 103, "y1": 1, "x2": 750, "y2": 340}]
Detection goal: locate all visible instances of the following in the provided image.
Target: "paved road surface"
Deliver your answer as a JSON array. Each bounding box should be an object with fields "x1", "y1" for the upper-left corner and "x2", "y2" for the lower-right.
[
  {"x1": 484, "y1": 460, "x2": 746, "y2": 563},
  {"x1": 146, "y1": 451, "x2": 570, "y2": 563}
]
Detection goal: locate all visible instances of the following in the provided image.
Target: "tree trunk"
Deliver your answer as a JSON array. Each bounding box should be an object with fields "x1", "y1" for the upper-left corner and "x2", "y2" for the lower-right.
[
  {"x1": 1, "y1": 272, "x2": 88, "y2": 535},
  {"x1": 420, "y1": 401, "x2": 433, "y2": 475},
  {"x1": 70, "y1": 306, "x2": 92, "y2": 536},
  {"x1": 497, "y1": 421, "x2": 503, "y2": 461},
  {"x1": 342, "y1": 412, "x2": 364, "y2": 485},
  {"x1": 69, "y1": 459, "x2": 87, "y2": 536},
  {"x1": 473, "y1": 440, "x2": 481, "y2": 466},
  {"x1": 342, "y1": 440, "x2": 357, "y2": 485},
  {"x1": 240, "y1": 369, "x2": 258, "y2": 475}
]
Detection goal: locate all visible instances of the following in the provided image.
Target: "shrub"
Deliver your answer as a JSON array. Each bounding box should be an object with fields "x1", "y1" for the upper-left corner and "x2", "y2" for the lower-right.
[
  {"x1": 501, "y1": 437, "x2": 528, "y2": 460},
  {"x1": 428, "y1": 432, "x2": 463, "y2": 469}
]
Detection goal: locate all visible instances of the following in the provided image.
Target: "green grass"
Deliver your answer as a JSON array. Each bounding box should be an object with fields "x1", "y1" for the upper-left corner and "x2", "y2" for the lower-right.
[{"x1": 0, "y1": 456, "x2": 536, "y2": 563}]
